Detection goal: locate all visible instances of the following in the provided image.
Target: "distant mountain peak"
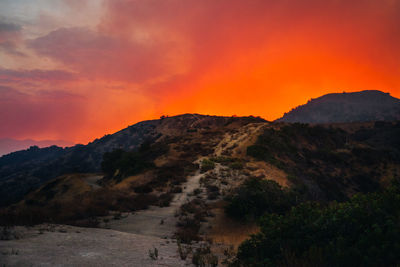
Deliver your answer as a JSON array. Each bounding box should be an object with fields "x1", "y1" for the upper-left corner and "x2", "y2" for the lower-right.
[{"x1": 277, "y1": 90, "x2": 400, "y2": 123}]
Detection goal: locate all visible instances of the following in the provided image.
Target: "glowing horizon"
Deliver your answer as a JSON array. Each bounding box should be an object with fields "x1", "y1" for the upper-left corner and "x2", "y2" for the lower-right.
[{"x1": 1, "y1": 0, "x2": 399, "y2": 143}]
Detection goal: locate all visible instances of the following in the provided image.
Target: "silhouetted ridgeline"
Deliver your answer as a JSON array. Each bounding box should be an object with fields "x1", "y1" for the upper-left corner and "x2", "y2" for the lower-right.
[{"x1": 278, "y1": 90, "x2": 400, "y2": 123}]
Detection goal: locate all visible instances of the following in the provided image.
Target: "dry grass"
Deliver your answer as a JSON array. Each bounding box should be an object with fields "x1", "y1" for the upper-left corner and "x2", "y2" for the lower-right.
[
  {"x1": 205, "y1": 203, "x2": 259, "y2": 248},
  {"x1": 246, "y1": 161, "x2": 289, "y2": 187},
  {"x1": 214, "y1": 123, "x2": 267, "y2": 157},
  {"x1": 22, "y1": 174, "x2": 94, "y2": 206},
  {"x1": 112, "y1": 171, "x2": 154, "y2": 190}
]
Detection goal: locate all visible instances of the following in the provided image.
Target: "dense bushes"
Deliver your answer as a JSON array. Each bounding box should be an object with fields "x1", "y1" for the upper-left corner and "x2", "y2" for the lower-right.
[
  {"x1": 246, "y1": 123, "x2": 400, "y2": 201},
  {"x1": 101, "y1": 141, "x2": 168, "y2": 180},
  {"x1": 225, "y1": 178, "x2": 298, "y2": 221},
  {"x1": 235, "y1": 186, "x2": 400, "y2": 266},
  {"x1": 0, "y1": 187, "x2": 163, "y2": 227}
]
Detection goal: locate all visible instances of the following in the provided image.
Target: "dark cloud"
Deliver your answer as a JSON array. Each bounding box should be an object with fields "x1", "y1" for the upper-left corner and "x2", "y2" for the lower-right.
[
  {"x1": 0, "y1": 22, "x2": 21, "y2": 33},
  {"x1": 0, "y1": 68, "x2": 76, "y2": 83},
  {"x1": 0, "y1": 20, "x2": 24, "y2": 56}
]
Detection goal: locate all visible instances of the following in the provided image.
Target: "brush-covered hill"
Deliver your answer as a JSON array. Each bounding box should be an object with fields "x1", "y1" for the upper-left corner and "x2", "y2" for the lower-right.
[
  {"x1": 278, "y1": 90, "x2": 400, "y2": 123},
  {"x1": 0, "y1": 114, "x2": 264, "y2": 207},
  {"x1": 1, "y1": 113, "x2": 400, "y2": 266}
]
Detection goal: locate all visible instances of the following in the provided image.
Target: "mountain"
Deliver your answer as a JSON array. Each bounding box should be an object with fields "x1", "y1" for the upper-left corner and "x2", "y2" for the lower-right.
[
  {"x1": 277, "y1": 90, "x2": 400, "y2": 123},
  {"x1": 1, "y1": 113, "x2": 400, "y2": 266},
  {"x1": 0, "y1": 114, "x2": 264, "y2": 206},
  {"x1": 0, "y1": 138, "x2": 74, "y2": 156}
]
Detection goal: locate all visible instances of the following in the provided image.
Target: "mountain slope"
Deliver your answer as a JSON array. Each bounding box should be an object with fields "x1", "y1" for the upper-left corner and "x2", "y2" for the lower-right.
[
  {"x1": 0, "y1": 114, "x2": 265, "y2": 206},
  {"x1": 278, "y1": 90, "x2": 400, "y2": 123}
]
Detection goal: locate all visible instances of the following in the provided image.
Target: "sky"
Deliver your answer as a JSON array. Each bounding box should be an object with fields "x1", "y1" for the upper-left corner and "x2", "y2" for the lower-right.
[{"x1": 0, "y1": 0, "x2": 399, "y2": 144}]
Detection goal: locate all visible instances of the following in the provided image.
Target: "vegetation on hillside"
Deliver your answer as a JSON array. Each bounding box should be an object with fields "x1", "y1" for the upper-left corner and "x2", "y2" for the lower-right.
[
  {"x1": 234, "y1": 181, "x2": 400, "y2": 266},
  {"x1": 101, "y1": 141, "x2": 168, "y2": 181},
  {"x1": 224, "y1": 122, "x2": 400, "y2": 266},
  {"x1": 225, "y1": 178, "x2": 299, "y2": 221},
  {"x1": 247, "y1": 122, "x2": 400, "y2": 201}
]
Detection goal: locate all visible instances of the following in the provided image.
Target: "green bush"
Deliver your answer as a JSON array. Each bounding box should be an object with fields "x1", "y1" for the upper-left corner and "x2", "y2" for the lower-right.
[
  {"x1": 101, "y1": 141, "x2": 168, "y2": 180},
  {"x1": 225, "y1": 178, "x2": 298, "y2": 221},
  {"x1": 101, "y1": 149, "x2": 154, "y2": 179},
  {"x1": 200, "y1": 158, "x2": 215, "y2": 173},
  {"x1": 236, "y1": 188, "x2": 400, "y2": 266},
  {"x1": 229, "y1": 161, "x2": 244, "y2": 170}
]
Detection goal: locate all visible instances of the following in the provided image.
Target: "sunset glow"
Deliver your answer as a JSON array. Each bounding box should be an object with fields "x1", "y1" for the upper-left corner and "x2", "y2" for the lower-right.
[{"x1": 1, "y1": 0, "x2": 399, "y2": 143}]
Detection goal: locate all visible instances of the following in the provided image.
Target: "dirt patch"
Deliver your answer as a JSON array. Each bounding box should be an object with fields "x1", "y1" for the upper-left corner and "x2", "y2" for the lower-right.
[{"x1": 0, "y1": 224, "x2": 186, "y2": 267}]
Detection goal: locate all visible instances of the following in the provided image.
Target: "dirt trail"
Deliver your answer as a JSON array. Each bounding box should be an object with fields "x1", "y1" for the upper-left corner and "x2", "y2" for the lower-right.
[
  {"x1": 104, "y1": 171, "x2": 204, "y2": 238},
  {"x1": 0, "y1": 172, "x2": 204, "y2": 266},
  {"x1": 0, "y1": 225, "x2": 185, "y2": 267}
]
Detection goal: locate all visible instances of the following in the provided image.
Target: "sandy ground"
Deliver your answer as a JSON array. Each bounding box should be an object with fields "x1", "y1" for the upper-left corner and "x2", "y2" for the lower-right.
[
  {"x1": 0, "y1": 172, "x2": 204, "y2": 267},
  {"x1": 0, "y1": 225, "x2": 186, "y2": 267}
]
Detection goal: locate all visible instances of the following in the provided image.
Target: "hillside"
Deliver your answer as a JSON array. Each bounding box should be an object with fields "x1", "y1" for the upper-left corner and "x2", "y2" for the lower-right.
[
  {"x1": 278, "y1": 90, "x2": 400, "y2": 123},
  {"x1": 1, "y1": 113, "x2": 400, "y2": 265},
  {"x1": 0, "y1": 114, "x2": 264, "y2": 207}
]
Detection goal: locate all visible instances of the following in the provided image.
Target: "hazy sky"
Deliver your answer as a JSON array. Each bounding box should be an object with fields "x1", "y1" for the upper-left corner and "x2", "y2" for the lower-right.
[{"x1": 1, "y1": 0, "x2": 399, "y2": 143}]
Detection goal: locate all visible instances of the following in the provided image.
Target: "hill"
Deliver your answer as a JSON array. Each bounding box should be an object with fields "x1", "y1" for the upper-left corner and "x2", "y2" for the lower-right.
[
  {"x1": 0, "y1": 114, "x2": 264, "y2": 207},
  {"x1": 277, "y1": 90, "x2": 400, "y2": 123},
  {"x1": 0, "y1": 138, "x2": 73, "y2": 156},
  {"x1": 1, "y1": 113, "x2": 400, "y2": 266}
]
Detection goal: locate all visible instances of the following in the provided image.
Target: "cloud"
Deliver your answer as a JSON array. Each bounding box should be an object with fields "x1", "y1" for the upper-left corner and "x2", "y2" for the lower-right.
[
  {"x1": 0, "y1": 68, "x2": 76, "y2": 83},
  {"x1": 0, "y1": 41, "x2": 26, "y2": 57},
  {"x1": 1, "y1": 0, "x2": 400, "y2": 143},
  {"x1": 0, "y1": 22, "x2": 21, "y2": 33},
  {"x1": 0, "y1": 85, "x2": 86, "y2": 141},
  {"x1": 0, "y1": 20, "x2": 25, "y2": 57},
  {"x1": 99, "y1": 0, "x2": 400, "y2": 108},
  {"x1": 28, "y1": 27, "x2": 186, "y2": 83}
]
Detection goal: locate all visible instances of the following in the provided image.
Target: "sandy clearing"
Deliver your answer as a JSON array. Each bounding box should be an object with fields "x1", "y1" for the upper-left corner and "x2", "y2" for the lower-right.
[
  {"x1": 0, "y1": 171, "x2": 206, "y2": 267},
  {"x1": 0, "y1": 225, "x2": 187, "y2": 267}
]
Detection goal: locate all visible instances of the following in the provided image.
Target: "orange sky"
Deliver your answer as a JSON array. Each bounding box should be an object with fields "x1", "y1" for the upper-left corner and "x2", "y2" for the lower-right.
[{"x1": 0, "y1": 0, "x2": 399, "y2": 143}]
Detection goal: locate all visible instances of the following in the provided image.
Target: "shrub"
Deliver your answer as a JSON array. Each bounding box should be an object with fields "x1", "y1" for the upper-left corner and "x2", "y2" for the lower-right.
[
  {"x1": 236, "y1": 188, "x2": 400, "y2": 266},
  {"x1": 225, "y1": 178, "x2": 298, "y2": 221},
  {"x1": 229, "y1": 161, "x2": 244, "y2": 170},
  {"x1": 200, "y1": 159, "x2": 215, "y2": 173},
  {"x1": 175, "y1": 217, "x2": 201, "y2": 244},
  {"x1": 170, "y1": 186, "x2": 183, "y2": 193},
  {"x1": 157, "y1": 193, "x2": 174, "y2": 207},
  {"x1": 148, "y1": 247, "x2": 158, "y2": 260},
  {"x1": 101, "y1": 149, "x2": 155, "y2": 179},
  {"x1": 193, "y1": 188, "x2": 202, "y2": 195},
  {"x1": 0, "y1": 226, "x2": 20, "y2": 240},
  {"x1": 177, "y1": 240, "x2": 191, "y2": 260},
  {"x1": 133, "y1": 184, "x2": 153, "y2": 193},
  {"x1": 192, "y1": 245, "x2": 218, "y2": 267}
]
